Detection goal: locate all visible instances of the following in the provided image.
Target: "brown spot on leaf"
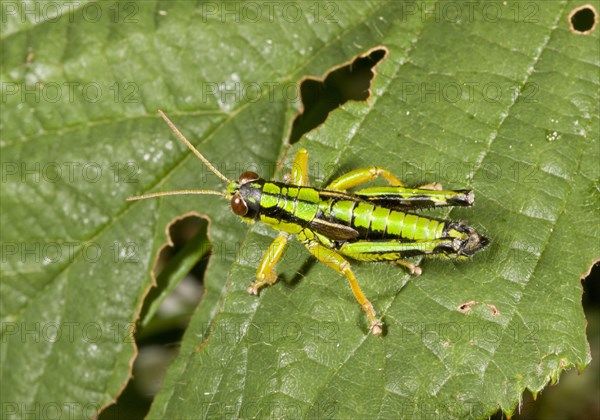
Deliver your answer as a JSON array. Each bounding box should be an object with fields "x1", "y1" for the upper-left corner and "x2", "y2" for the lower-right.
[
  {"x1": 487, "y1": 304, "x2": 499, "y2": 317},
  {"x1": 458, "y1": 300, "x2": 478, "y2": 313}
]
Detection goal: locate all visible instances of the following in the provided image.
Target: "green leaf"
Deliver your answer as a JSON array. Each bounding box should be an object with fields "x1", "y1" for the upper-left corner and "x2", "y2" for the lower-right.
[{"x1": 1, "y1": 1, "x2": 597, "y2": 419}]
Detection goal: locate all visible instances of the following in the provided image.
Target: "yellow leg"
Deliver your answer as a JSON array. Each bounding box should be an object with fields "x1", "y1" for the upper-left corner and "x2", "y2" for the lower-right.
[
  {"x1": 247, "y1": 234, "x2": 288, "y2": 295},
  {"x1": 417, "y1": 182, "x2": 443, "y2": 190},
  {"x1": 395, "y1": 259, "x2": 422, "y2": 276},
  {"x1": 305, "y1": 241, "x2": 382, "y2": 336},
  {"x1": 290, "y1": 148, "x2": 310, "y2": 186},
  {"x1": 325, "y1": 166, "x2": 445, "y2": 191},
  {"x1": 326, "y1": 166, "x2": 405, "y2": 191}
]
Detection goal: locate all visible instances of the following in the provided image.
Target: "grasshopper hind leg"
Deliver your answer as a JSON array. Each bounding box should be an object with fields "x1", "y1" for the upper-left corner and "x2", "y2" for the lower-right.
[{"x1": 337, "y1": 239, "x2": 463, "y2": 276}]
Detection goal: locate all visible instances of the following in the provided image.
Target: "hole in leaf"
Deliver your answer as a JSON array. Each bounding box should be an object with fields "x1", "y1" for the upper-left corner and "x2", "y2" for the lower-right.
[
  {"x1": 99, "y1": 215, "x2": 211, "y2": 419},
  {"x1": 139, "y1": 215, "x2": 210, "y2": 327},
  {"x1": 582, "y1": 261, "x2": 599, "y2": 307},
  {"x1": 289, "y1": 47, "x2": 387, "y2": 144},
  {"x1": 568, "y1": 4, "x2": 598, "y2": 34}
]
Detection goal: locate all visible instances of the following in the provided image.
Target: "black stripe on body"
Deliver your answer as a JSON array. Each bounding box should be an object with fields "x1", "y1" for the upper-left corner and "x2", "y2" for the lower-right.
[{"x1": 244, "y1": 180, "x2": 448, "y2": 244}]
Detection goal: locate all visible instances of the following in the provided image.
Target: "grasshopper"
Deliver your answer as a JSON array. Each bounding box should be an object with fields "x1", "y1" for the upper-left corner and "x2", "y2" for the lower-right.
[{"x1": 129, "y1": 111, "x2": 489, "y2": 335}]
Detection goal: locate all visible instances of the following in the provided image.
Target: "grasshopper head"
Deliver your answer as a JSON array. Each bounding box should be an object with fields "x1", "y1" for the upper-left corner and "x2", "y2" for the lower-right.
[{"x1": 228, "y1": 171, "x2": 263, "y2": 220}]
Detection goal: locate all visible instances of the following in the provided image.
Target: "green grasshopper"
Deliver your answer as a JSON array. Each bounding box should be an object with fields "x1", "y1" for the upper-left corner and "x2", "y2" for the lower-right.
[{"x1": 129, "y1": 111, "x2": 489, "y2": 335}]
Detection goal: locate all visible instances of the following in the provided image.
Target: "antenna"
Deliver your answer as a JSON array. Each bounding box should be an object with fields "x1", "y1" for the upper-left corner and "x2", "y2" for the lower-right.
[
  {"x1": 158, "y1": 110, "x2": 232, "y2": 184},
  {"x1": 127, "y1": 111, "x2": 234, "y2": 202},
  {"x1": 127, "y1": 189, "x2": 227, "y2": 201}
]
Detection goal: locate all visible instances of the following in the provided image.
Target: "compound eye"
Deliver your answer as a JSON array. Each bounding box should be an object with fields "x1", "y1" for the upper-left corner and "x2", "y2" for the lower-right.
[
  {"x1": 230, "y1": 193, "x2": 248, "y2": 216},
  {"x1": 239, "y1": 171, "x2": 259, "y2": 184}
]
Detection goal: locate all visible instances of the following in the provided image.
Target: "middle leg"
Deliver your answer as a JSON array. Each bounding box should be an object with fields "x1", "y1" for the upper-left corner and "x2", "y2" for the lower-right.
[
  {"x1": 326, "y1": 166, "x2": 405, "y2": 191},
  {"x1": 326, "y1": 166, "x2": 443, "y2": 191}
]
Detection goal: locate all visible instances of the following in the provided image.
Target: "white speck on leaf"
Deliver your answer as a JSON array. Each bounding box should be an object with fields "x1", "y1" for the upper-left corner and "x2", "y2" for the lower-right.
[
  {"x1": 153, "y1": 150, "x2": 164, "y2": 163},
  {"x1": 545, "y1": 131, "x2": 560, "y2": 142},
  {"x1": 348, "y1": 125, "x2": 358, "y2": 138},
  {"x1": 88, "y1": 344, "x2": 99, "y2": 355}
]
